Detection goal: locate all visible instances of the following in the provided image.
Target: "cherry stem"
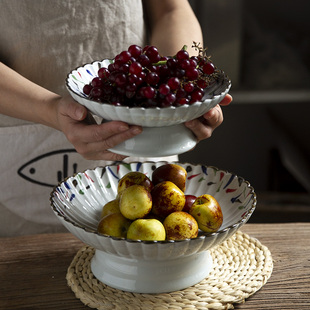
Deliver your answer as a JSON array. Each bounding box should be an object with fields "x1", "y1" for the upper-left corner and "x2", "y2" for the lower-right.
[
  {"x1": 153, "y1": 45, "x2": 188, "y2": 66},
  {"x1": 153, "y1": 60, "x2": 167, "y2": 66}
]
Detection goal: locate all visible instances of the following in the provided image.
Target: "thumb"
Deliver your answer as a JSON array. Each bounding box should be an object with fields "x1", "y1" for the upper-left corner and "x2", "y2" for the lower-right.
[
  {"x1": 65, "y1": 100, "x2": 88, "y2": 121},
  {"x1": 219, "y1": 94, "x2": 233, "y2": 106}
]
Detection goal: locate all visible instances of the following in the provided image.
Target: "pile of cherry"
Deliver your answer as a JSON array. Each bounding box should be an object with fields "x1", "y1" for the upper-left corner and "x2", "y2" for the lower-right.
[{"x1": 83, "y1": 43, "x2": 219, "y2": 108}]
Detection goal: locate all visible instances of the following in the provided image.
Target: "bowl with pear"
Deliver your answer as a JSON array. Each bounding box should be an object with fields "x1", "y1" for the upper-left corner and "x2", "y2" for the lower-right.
[{"x1": 50, "y1": 161, "x2": 256, "y2": 293}]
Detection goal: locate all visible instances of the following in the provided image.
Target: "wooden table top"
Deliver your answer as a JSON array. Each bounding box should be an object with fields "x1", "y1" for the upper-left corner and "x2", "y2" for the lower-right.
[{"x1": 0, "y1": 223, "x2": 309, "y2": 310}]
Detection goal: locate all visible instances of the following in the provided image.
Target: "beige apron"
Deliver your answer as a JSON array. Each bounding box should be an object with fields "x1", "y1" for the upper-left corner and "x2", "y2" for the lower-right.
[
  {"x1": 0, "y1": 124, "x2": 109, "y2": 236},
  {"x1": 0, "y1": 0, "x2": 176, "y2": 236}
]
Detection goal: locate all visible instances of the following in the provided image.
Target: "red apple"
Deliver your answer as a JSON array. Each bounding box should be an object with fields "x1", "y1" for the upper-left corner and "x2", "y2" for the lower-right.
[
  {"x1": 152, "y1": 163, "x2": 187, "y2": 192},
  {"x1": 117, "y1": 171, "x2": 153, "y2": 195},
  {"x1": 151, "y1": 181, "x2": 185, "y2": 218},
  {"x1": 183, "y1": 194, "x2": 197, "y2": 213}
]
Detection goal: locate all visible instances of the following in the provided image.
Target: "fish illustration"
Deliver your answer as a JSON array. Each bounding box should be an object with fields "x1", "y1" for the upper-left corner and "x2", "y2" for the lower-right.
[{"x1": 17, "y1": 149, "x2": 82, "y2": 187}]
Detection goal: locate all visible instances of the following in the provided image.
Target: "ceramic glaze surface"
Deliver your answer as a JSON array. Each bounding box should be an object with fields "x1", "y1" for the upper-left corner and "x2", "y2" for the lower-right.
[
  {"x1": 108, "y1": 124, "x2": 197, "y2": 157},
  {"x1": 91, "y1": 249, "x2": 213, "y2": 293}
]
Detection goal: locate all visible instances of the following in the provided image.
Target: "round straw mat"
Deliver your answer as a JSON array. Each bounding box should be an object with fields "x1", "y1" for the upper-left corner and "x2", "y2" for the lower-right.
[{"x1": 66, "y1": 231, "x2": 273, "y2": 309}]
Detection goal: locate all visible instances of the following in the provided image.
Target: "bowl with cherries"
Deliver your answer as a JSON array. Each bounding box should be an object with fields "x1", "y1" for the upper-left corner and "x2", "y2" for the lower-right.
[{"x1": 66, "y1": 43, "x2": 231, "y2": 157}]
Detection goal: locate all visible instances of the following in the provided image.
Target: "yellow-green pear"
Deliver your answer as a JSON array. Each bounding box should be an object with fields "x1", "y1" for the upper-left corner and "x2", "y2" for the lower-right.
[
  {"x1": 100, "y1": 198, "x2": 120, "y2": 218},
  {"x1": 127, "y1": 219, "x2": 166, "y2": 241},
  {"x1": 119, "y1": 184, "x2": 152, "y2": 220},
  {"x1": 97, "y1": 213, "x2": 132, "y2": 238},
  {"x1": 189, "y1": 194, "x2": 223, "y2": 233},
  {"x1": 163, "y1": 211, "x2": 198, "y2": 240}
]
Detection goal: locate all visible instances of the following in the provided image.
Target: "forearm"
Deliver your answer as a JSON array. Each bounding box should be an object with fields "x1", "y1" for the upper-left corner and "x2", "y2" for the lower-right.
[
  {"x1": 144, "y1": 0, "x2": 203, "y2": 56},
  {"x1": 0, "y1": 62, "x2": 60, "y2": 129}
]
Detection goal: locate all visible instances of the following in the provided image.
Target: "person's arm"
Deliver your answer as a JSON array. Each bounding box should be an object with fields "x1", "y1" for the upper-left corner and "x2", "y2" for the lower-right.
[
  {"x1": 144, "y1": 0, "x2": 232, "y2": 141},
  {"x1": 0, "y1": 62, "x2": 60, "y2": 127},
  {"x1": 0, "y1": 62, "x2": 142, "y2": 160},
  {"x1": 143, "y1": 0, "x2": 203, "y2": 56}
]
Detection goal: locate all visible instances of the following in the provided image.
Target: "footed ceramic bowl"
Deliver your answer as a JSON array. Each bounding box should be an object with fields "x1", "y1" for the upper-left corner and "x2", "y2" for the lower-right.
[
  {"x1": 66, "y1": 60, "x2": 231, "y2": 157},
  {"x1": 50, "y1": 162, "x2": 256, "y2": 294}
]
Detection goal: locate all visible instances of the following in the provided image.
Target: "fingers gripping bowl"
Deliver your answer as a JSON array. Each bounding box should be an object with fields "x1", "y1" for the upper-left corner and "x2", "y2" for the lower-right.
[{"x1": 50, "y1": 161, "x2": 256, "y2": 293}]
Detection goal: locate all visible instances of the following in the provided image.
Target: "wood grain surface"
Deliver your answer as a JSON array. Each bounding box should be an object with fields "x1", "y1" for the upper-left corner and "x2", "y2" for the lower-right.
[{"x1": 0, "y1": 223, "x2": 309, "y2": 309}]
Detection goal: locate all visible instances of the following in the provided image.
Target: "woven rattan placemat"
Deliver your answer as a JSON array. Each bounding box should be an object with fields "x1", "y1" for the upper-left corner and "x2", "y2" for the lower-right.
[{"x1": 66, "y1": 231, "x2": 273, "y2": 309}]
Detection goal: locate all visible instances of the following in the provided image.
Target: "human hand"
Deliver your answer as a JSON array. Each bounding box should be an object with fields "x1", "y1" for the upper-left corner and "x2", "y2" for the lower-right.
[
  {"x1": 55, "y1": 96, "x2": 142, "y2": 161},
  {"x1": 184, "y1": 94, "x2": 232, "y2": 141}
]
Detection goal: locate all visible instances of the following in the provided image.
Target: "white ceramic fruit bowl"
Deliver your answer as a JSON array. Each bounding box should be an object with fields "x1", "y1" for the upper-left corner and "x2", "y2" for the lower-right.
[
  {"x1": 50, "y1": 161, "x2": 256, "y2": 294},
  {"x1": 66, "y1": 60, "x2": 231, "y2": 157}
]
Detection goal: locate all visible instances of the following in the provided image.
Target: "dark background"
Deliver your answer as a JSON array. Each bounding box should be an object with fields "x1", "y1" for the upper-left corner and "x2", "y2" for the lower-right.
[{"x1": 182, "y1": 0, "x2": 310, "y2": 222}]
